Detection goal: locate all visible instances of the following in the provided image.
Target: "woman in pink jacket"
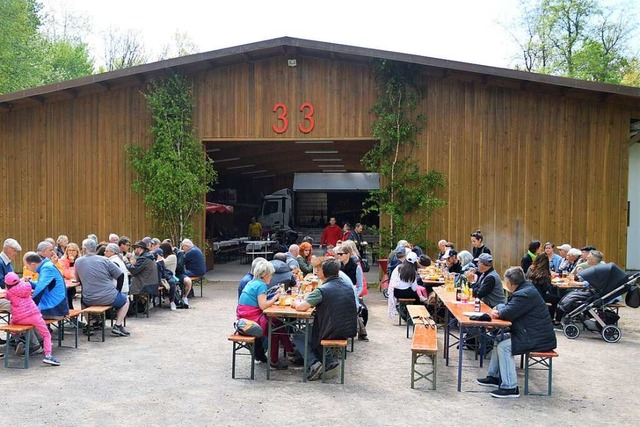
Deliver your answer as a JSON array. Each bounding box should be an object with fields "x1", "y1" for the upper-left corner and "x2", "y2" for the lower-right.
[{"x1": 4, "y1": 272, "x2": 60, "y2": 365}]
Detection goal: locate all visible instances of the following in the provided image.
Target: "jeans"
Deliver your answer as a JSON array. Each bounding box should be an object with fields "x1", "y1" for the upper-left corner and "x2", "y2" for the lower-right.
[
  {"x1": 291, "y1": 332, "x2": 334, "y2": 367},
  {"x1": 487, "y1": 338, "x2": 518, "y2": 389}
]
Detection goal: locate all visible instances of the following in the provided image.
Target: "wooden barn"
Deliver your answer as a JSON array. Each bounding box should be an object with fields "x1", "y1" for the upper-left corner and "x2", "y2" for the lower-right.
[{"x1": 1, "y1": 37, "x2": 639, "y2": 271}]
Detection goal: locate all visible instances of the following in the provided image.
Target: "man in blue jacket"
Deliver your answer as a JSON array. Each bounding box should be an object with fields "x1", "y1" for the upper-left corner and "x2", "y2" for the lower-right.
[
  {"x1": 25, "y1": 251, "x2": 69, "y2": 320},
  {"x1": 476, "y1": 266, "x2": 557, "y2": 398}
]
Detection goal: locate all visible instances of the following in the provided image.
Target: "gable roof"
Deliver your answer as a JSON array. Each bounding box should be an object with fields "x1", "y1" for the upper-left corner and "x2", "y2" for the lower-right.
[{"x1": 1, "y1": 36, "x2": 639, "y2": 111}]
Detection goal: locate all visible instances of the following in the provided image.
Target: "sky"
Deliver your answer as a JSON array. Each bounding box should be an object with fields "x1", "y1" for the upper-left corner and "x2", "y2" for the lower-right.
[{"x1": 40, "y1": 0, "x2": 639, "y2": 71}]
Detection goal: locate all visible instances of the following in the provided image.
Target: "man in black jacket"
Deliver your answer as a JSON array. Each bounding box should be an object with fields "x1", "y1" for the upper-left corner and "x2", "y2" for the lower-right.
[
  {"x1": 476, "y1": 267, "x2": 557, "y2": 398},
  {"x1": 291, "y1": 258, "x2": 357, "y2": 381}
]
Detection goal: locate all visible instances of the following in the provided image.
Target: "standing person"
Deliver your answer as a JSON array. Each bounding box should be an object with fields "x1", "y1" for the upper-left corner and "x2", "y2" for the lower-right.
[
  {"x1": 118, "y1": 237, "x2": 131, "y2": 257},
  {"x1": 339, "y1": 241, "x2": 369, "y2": 341},
  {"x1": 75, "y1": 238, "x2": 129, "y2": 336},
  {"x1": 0, "y1": 238, "x2": 22, "y2": 314},
  {"x1": 521, "y1": 240, "x2": 542, "y2": 273},
  {"x1": 476, "y1": 267, "x2": 556, "y2": 398},
  {"x1": 470, "y1": 230, "x2": 491, "y2": 260},
  {"x1": 319, "y1": 217, "x2": 342, "y2": 250},
  {"x1": 348, "y1": 223, "x2": 367, "y2": 258},
  {"x1": 341, "y1": 223, "x2": 351, "y2": 242},
  {"x1": 291, "y1": 258, "x2": 357, "y2": 381},
  {"x1": 4, "y1": 272, "x2": 60, "y2": 365},
  {"x1": 248, "y1": 217, "x2": 262, "y2": 240},
  {"x1": 544, "y1": 242, "x2": 563, "y2": 273}
]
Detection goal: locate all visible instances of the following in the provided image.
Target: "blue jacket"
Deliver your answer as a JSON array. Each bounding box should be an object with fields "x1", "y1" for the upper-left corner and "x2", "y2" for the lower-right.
[
  {"x1": 497, "y1": 280, "x2": 556, "y2": 355},
  {"x1": 184, "y1": 246, "x2": 206, "y2": 277},
  {"x1": 0, "y1": 257, "x2": 13, "y2": 289},
  {"x1": 32, "y1": 258, "x2": 69, "y2": 318}
]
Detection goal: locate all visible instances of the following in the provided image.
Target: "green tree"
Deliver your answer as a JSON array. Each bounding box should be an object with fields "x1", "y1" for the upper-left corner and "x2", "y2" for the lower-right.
[
  {"x1": 362, "y1": 60, "x2": 446, "y2": 254},
  {"x1": 0, "y1": 0, "x2": 46, "y2": 93},
  {"x1": 0, "y1": 0, "x2": 94, "y2": 94},
  {"x1": 127, "y1": 73, "x2": 217, "y2": 243},
  {"x1": 509, "y1": 0, "x2": 638, "y2": 85}
]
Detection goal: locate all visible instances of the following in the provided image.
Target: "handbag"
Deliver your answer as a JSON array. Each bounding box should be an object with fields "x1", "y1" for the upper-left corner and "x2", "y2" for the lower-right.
[
  {"x1": 360, "y1": 257, "x2": 370, "y2": 273},
  {"x1": 234, "y1": 318, "x2": 263, "y2": 337},
  {"x1": 625, "y1": 285, "x2": 640, "y2": 308}
]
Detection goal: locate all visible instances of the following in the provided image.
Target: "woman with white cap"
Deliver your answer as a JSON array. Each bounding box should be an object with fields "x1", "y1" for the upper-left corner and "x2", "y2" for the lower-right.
[{"x1": 387, "y1": 251, "x2": 428, "y2": 319}]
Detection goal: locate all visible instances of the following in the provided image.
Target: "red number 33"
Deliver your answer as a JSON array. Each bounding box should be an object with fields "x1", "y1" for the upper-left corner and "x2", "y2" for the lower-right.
[{"x1": 272, "y1": 102, "x2": 315, "y2": 134}]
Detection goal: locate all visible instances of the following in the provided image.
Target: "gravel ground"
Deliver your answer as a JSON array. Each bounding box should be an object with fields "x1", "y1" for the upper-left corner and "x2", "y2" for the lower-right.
[{"x1": 1, "y1": 281, "x2": 639, "y2": 426}]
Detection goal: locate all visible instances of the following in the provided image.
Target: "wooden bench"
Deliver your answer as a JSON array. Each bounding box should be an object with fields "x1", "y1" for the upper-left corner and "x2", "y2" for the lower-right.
[
  {"x1": 321, "y1": 339, "x2": 348, "y2": 384},
  {"x1": 406, "y1": 305, "x2": 430, "y2": 339},
  {"x1": 397, "y1": 298, "x2": 416, "y2": 326},
  {"x1": 44, "y1": 309, "x2": 82, "y2": 348},
  {"x1": 190, "y1": 276, "x2": 204, "y2": 298},
  {"x1": 411, "y1": 324, "x2": 438, "y2": 390},
  {"x1": 522, "y1": 350, "x2": 559, "y2": 396},
  {"x1": 81, "y1": 306, "x2": 111, "y2": 342},
  {"x1": 0, "y1": 324, "x2": 35, "y2": 368},
  {"x1": 0, "y1": 309, "x2": 10, "y2": 324},
  {"x1": 228, "y1": 334, "x2": 255, "y2": 380},
  {"x1": 607, "y1": 301, "x2": 625, "y2": 316}
]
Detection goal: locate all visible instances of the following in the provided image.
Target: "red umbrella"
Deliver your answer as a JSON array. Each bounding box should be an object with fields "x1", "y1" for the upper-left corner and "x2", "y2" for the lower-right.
[{"x1": 206, "y1": 202, "x2": 234, "y2": 214}]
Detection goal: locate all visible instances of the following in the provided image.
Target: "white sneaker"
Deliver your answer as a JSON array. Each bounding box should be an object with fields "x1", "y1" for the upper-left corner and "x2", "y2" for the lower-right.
[
  {"x1": 170, "y1": 302, "x2": 177, "y2": 311},
  {"x1": 153, "y1": 297, "x2": 160, "y2": 305},
  {"x1": 183, "y1": 297, "x2": 189, "y2": 306}
]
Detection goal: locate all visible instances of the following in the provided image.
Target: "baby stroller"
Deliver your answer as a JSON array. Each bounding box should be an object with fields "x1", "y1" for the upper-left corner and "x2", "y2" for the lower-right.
[{"x1": 559, "y1": 263, "x2": 640, "y2": 343}]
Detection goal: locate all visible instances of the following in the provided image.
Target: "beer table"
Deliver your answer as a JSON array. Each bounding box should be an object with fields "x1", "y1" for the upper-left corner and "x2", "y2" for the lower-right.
[
  {"x1": 433, "y1": 286, "x2": 511, "y2": 391},
  {"x1": 264, "y1": 303, "x2": 315, "y2": 382}
]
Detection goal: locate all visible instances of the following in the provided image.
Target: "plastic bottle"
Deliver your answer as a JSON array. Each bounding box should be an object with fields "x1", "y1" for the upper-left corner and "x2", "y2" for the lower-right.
[{"x1": 474, "y1": 297, "x2": 481, "y2": 312}]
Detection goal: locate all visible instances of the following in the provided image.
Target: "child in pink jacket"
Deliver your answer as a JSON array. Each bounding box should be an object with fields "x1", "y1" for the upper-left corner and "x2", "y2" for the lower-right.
[{"x1": 4, "y1": 272, "x2": 60, "y2": 366}]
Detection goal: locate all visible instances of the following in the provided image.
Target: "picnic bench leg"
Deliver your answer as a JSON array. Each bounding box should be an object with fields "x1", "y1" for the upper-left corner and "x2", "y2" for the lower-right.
[
  {"x1": 444, "y1": 309, "x2": 450, "y2": 365},
  {"x1": 340, "y1": 346, "x2": 345, "y2": 384},
  {"x1": 524, "y1": 353, "x2": 530, "y2": 395},
  {"x1": 4, "y1": 331, "x2": 9, "y2": 368},
  {"x1": 303, "y1": 318, "x2": 309, "y2": 383},
  {"x1": 432, "y1": 355, "x2": 437, "y2": 390},
  {"x1": 266, "y1": 317, "x2": 272, "y2": 381},
  {"x1": 231, "y1": 341, "x2": 237, "y2": 379},
  {"x1": 411, "y1": 353, "x2": 416, "y2": 389},
  {"x1": 547, "y1": 357, "x2": 553, "y2": 396},
  {"x1": 457, "y1": 324, "x2": 464, "y2": 392},
  {"x1": 24, "y1": 329, "x2": 31, "y2": 369},
  {"x1": 249, "y1": 341, "x2": 255, "y2": 380}
]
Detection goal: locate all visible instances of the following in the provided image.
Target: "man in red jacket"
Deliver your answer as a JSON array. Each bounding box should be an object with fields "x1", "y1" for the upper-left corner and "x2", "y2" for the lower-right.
[{"x1": 319, "y1": 217, "x2": 342, "y2": 249}]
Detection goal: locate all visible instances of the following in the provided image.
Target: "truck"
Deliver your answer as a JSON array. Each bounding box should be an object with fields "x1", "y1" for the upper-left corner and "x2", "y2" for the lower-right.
[{"x1": 257, "y1": 188, "x2": 294, "y2": 232}]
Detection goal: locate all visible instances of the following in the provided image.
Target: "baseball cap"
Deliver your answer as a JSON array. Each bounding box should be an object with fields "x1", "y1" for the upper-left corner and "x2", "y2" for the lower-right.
[
  {"x1": 406, "y1": 251, "x2": 418, "y2": 264},
  {"x1": 4, "y1": 272, "x2": 21, "y2": 286},
  {"x1": 395, "y1": 246, "x2": 407, "y2": 257},
  {"x1": 442, "y1": 249, "x2": 457, "y2": 259},
  {"x1": 132, "y1": 240, "x2": 148, "y2": 249},
  {"x1": 558, "y1": 244, "x2": 571, "y2": 252},
  {"x1": 476, "y1": 253, "x2": 493, "y2": 265}
]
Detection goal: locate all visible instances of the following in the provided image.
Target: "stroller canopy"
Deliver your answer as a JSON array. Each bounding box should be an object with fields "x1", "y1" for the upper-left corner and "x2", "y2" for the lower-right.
[{"x1": 579, "y1": 263, "x2": 628, "y2": 295}]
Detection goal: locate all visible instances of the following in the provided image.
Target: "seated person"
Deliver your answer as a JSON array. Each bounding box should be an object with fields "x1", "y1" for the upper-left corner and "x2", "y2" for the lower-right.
[
  {"x1": 476, "y1": 267, "x2": 556, "y2": 398},
  {"x1": 470, "y1": 254, "x2": 506, "y2": 308},
  {"x1": 75, "y1": 238, "x2": 129, "y2": 336},
  {"x1": 571, "y1": 250, "x2": 605, "y2": 276},
  {"x1": 269, "y1": 253, "x2": 295, "y2": 290},
  {"x1": 387, "y1": 246, "x2": 406, "y2": 277},
  {"x1": 457, "y1": 250, "x2": 474, "y2": 272},
  {"x1": 237, "y1": 257, "x2": 267, "y2": 299},
  {"x1": 558, "y1": 248, "x2": 581, "y2": 275},
  {"x1": 443, "y1": 249, "x2": 462, "y2": 274},
  {"x1": 125, "y1": 241, "x2": 159, "y2": 296},
  {"x1": 296, "y1": 242, "x2": 314, "y2": 275},
  {"x1": 24, "y1": 252, "x2": 69, "y2": 320},
  {"x1": 286, "y1": 245, "x2": 301, "y2": 270},
  {"x1": 291, "y1": 258, "x2": 357, "y2": 381},
  {"x1": 387, "y1": 252, "x2": 428, "y2": 319},
  {"x1": 520, "y1": 240, "x2": 542, "y2": 273},
  {"x1": 236, "y1": 260, "x2": 293, "y2": 369}
]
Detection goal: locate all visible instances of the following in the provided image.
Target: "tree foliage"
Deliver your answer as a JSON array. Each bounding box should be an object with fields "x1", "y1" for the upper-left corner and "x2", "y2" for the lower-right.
[
  {"x1": 127, "y1": 73, "x2": 217, "y2": 243},
  {"x1": 510, "y1": 0, "x2": 638, "y2": 85},
  {"x1": 0, "y1": 0, "x2": 93, "y2": 94},
  {"x1": 362, "y1": 59, "x2": 446, "y2": 254}
]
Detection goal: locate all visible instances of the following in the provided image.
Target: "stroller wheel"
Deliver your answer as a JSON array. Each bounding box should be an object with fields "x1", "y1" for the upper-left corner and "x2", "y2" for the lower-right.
[
  {"x1": 563, "y1": 324, "x2": 580, "y2": 339},
  {"x1": 382, "y1": 288, "x2": 389, "y2": 299},
  {"x1": 601, "y1": 325, "x2": 621, "y2": 343}
]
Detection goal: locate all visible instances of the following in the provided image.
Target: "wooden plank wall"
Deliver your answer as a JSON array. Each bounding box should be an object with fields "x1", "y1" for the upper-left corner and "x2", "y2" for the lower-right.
[
  {"x1": 418, "y1": 76, "x2": 630, "y2": 271},
  {"x1": 0, "y1": 86, "x2": 155, "y2": 265},
  {"x1": 0, "y1": 53, "x2": 634, "y2": 272}
]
